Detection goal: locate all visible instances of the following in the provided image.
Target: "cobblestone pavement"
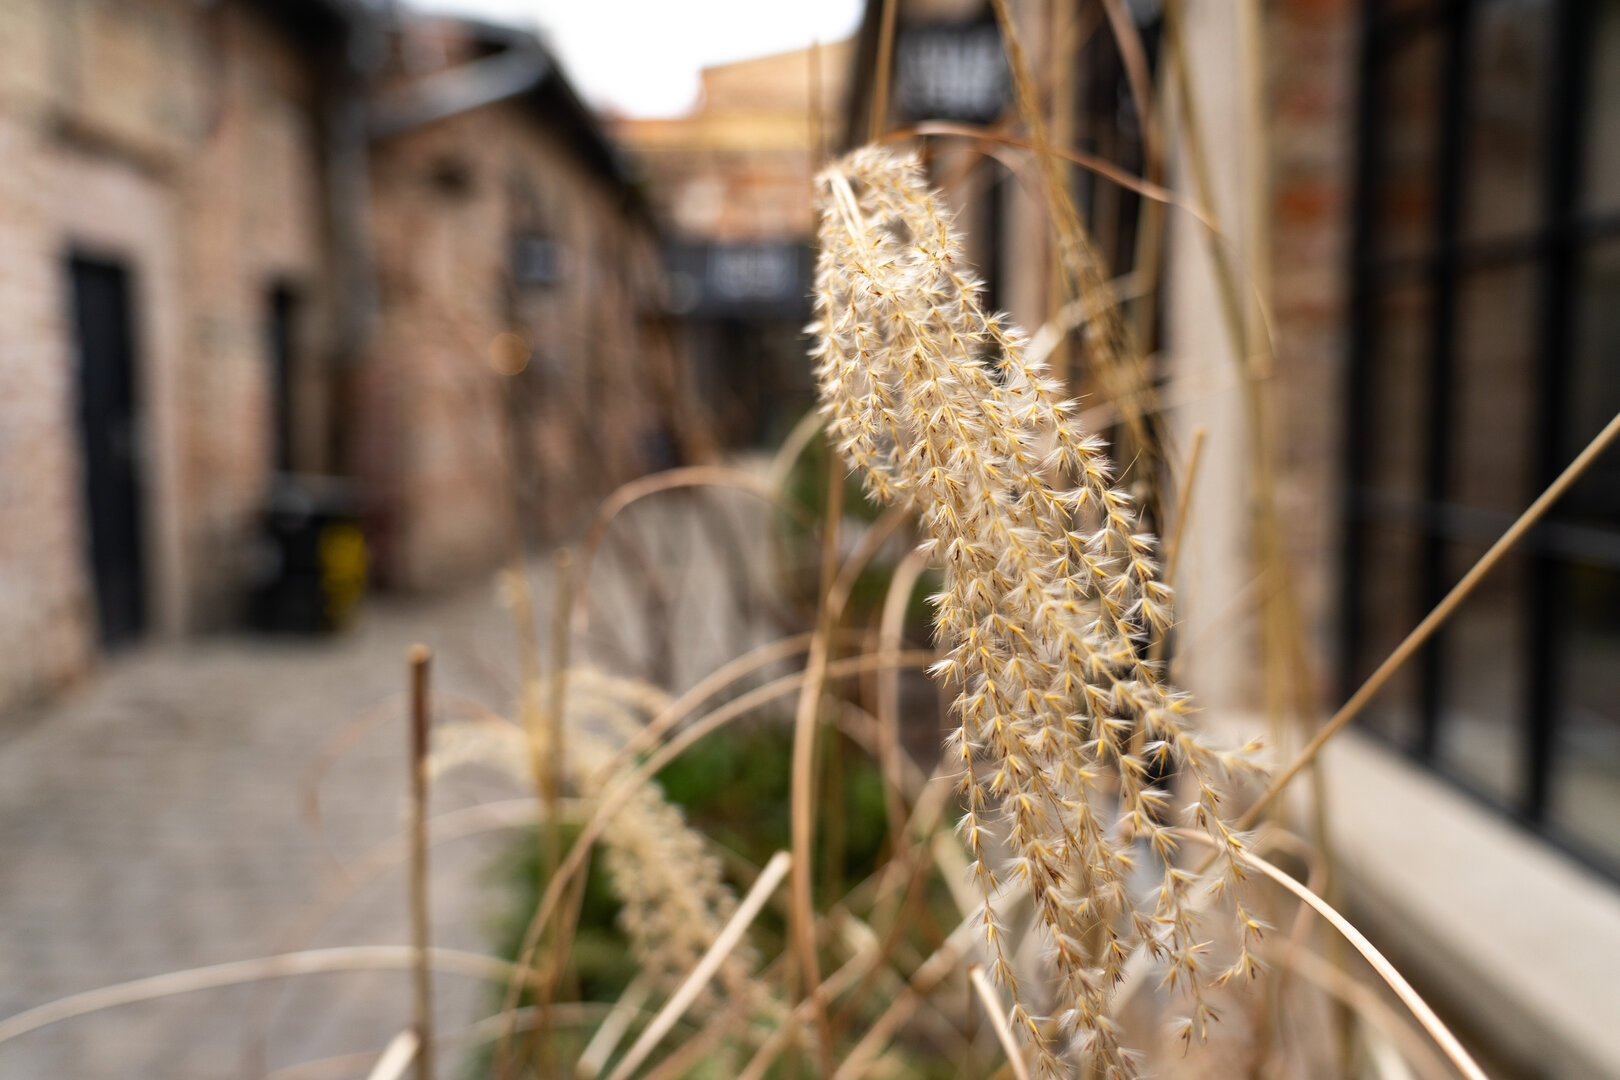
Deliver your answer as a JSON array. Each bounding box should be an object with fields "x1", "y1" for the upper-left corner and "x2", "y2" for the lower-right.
[{"x1": 0, "y1": 491, "x2": 790, "y2": 1079}]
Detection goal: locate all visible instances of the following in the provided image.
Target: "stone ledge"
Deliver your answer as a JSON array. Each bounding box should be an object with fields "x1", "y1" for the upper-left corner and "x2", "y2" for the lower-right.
[{"x1": 1319, "y1": 730, "x2": 1620, "y2": 1080}]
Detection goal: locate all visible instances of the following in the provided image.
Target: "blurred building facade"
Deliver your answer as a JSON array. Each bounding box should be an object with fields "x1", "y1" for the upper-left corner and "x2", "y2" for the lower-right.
[
  {"x1": 0, "y1": 2, "x2": 686, "y2": 711},
  {"x1": 0, "y1": 0, "x2": 353, "y2": 708},
  {"x1": 614, "y1": 42, "x2": 853, "y2": 448},
  {"x1": 360, "y1": 16, "x2": 691, "y2": 589},
  {"x1": 845, "y1": 1, "x2": 1620, "y2": 1076}
]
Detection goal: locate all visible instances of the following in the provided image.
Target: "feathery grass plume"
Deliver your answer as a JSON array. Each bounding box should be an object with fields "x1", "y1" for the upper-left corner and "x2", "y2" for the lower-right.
[
  {"x1": 810, "y1": 147, "x2": 1263, "y2": 1078},
  {"x1": 427, "y1": 669, "x2": 756, "y2": 1010}
]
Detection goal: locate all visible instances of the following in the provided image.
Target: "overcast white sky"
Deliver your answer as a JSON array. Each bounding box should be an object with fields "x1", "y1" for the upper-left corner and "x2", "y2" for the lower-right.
[{"x1": 407, "y1": 0, "x2": 865, "y2": 118}]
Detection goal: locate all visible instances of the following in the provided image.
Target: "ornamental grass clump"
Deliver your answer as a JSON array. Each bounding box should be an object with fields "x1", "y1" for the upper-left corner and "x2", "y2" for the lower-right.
[
  {"x1": 810, "y1": 146, "x2": 1263, "y2": 1079},
  {"x1": 427, "y1": 670, "x2": 757, "y2": 1010}
]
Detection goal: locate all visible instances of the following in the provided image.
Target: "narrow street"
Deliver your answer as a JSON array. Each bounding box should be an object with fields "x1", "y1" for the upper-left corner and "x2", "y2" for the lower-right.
[{"x1": 0, "y1": 492, "x2": 787, "y2": 1078}]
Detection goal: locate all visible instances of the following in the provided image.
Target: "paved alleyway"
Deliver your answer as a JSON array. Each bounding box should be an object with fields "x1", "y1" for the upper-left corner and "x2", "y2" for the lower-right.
[{"x1": 0, "y1": 491, "x2": 791, "y2": 1079}]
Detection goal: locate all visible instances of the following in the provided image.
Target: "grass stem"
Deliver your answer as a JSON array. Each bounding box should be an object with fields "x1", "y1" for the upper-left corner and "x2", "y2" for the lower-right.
[
  {"x1": 1241, "y1": 407, "x2": 1620, "y2": 828},
  {"x1": 606, "y1": 851, "x2": 793, "y2": 1080},
  {"x1": 969, "y1": 965, "x2": 1033, "y2": 1080},
  {"x1": 367, "y1": 1029, "x2": 421, "y2": 1080},
  {"x1": 407, "y1": 645, "x2": 435, "y2": 1080}
]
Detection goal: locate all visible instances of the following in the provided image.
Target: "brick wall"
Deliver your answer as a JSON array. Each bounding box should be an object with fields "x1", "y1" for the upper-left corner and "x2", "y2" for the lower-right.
[
  {"x1": 614, "y1": 41, "x2": 852, "y2": 243},
  {"x1": 363, "y1": 77, "x2": 674, "y2": 590},
  {"x1": 1265, "y1": 0, "x2": 1359, "y2": 697},
  {"x1": 0, "y1": 0, "x2": 336, "y2": 711}
]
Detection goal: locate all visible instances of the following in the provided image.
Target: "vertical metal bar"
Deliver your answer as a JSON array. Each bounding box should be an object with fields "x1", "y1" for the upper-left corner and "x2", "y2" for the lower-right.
[
  {"x1": 1525, "y1": 0, "x2": 1589, "y2": 822},
  {"x1": 1416, "y1": 0, "x2": 1473, "y2": 762},
  {"x1": 1340, "y1": 0, "x2": 1386, "y2": 708}
]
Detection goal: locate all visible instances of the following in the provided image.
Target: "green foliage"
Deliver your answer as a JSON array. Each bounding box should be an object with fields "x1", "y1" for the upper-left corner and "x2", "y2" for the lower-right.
[
  {"x1": 483, "y1": 824, "x2": 639, "y2": 1007},
  {"x1": 657, "y1": 724, "x2": 891, "y2": 907},
  {"x1": 485, "y1": 725, "x2": 895, "y2": 1005}
]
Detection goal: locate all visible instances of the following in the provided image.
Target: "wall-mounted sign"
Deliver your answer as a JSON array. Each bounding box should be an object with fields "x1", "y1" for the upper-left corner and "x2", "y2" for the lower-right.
[
  {"x1": 664, "y1": 243, "x2": 811, "y2": 318},
  {"x1": 894, "y1": 20, "x2": 1009, "y2": 124}
]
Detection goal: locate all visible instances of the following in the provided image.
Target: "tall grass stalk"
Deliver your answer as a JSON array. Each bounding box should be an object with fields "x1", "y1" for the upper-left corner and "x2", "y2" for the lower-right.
[
  {"x1": 407, "y1": 645, "x2": 436, "y2": 1080},
  {"x1": 812, "y1": 146, "x2": 1262, "y2": 1078}
]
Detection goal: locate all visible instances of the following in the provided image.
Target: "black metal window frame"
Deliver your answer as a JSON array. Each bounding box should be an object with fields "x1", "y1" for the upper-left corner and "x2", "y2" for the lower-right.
[{"x1": 1343, "y1": 0, "x2": 1620, "y2": 879}]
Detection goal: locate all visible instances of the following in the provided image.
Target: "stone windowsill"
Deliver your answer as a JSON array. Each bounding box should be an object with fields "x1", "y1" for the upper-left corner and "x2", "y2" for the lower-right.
[{"x1": 1318, "y1": 730, "x2": 1620, "y2": 1080}]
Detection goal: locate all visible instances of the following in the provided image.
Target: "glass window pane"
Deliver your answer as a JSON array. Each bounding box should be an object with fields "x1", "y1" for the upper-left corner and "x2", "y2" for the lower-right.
[
  {"x1": 1435, "y1": 543, "x2": 1528, "y2": 805},
  {"x1": 1374, "y1": 27, "x2": 1443, "y2": 261},
  {"x1": 1581, "y1": 2, "x2": 1620, "y2": 213},
  {"x1": 1354, "y1": 524, "x2": 1426, "y2": 749},
  {"x1": 1561, "y1": 240, "x2": 1620, "y2": 523},
  {"x1": 1364, "y1": 280, "x2": 1431, "y2": 501},
  {"x1": 1547, "y1": 563, "x2": 1620, "y2": 873},
  {"x1": 1460, "y1": 0, "x2": 1551, "y2": 244},
  {"x1": 1450, "y1": 263, "x2": 1538, "y2": 515},
  {"x1": 1546, "y1": 239, "x2": 1620, "y2": 870}
]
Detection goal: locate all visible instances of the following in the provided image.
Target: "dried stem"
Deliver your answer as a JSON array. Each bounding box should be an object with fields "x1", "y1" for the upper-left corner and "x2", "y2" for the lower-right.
[
  {"x1": 1241, "y1": 407, "x2": 1620, "y2": 828},
  {"x1": 1160, "y1": 425, "x2": 1207, "y2": 588},
  {"x1": 491, "y1": 649, "x2": 936, "y2": 1070},
  {"x1": 875, "y1": 548, "x2": 930, "y2": 859},
  {"x1": 869, "y1": 0, "x2": 898, "y2": 142},
  {"x1": 970, "y1": 965, "x2": 1034, "y2": 1080},
  {"x1": 407, "y1": 645, "x2": 435, "y2": 1080},
  {"x1": 576, "y1": 977, "x2": 651, "y2": 1079},
  {"x1": 571, "y1": 466, "x2": 819, "y2": 634},
  {"x1": 988, "y1": 0, "x2": 1168, "y2": 491},
  {"x1": 1174, "y1": 830, "x2": 1491, "y2": 1080},
  {"x1": 367, "y1": 1029, "x2": 421, "y2": 1080},
  {"x1": 0, "y1": 947, "x2": 546, "y2": 1044},
  {"x1": 605, "y1": 851, "x2": 793, "y2": 1080},
  {"x1": 1284, "y1": 948, "x2": 1458, "y2": 1080}
]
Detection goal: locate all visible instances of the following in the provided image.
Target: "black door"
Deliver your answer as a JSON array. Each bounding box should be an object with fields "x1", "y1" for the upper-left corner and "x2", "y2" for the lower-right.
[{"x1": 69, "y1": 255, "x2": 147, "y2": 647}]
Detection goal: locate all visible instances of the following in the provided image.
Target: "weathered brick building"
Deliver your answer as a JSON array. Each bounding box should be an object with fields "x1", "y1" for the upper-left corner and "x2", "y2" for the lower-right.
[
  {"x1": 0, "y1": 0, "x2": 354, "y2": 709},
  {"x1": 360, "y1": 17, "x2": 688, "y2": 588},
  {"x1": 614, "y1": 43, "x2": 853, "y2": 447},
  {"x1": 0, "y1": 3, "x2": 684, "y2": 710}
]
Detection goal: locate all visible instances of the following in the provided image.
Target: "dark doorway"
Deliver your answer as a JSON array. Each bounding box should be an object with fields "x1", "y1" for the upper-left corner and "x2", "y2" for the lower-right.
[
  {"x1": 267, "y1": 282, "x2": 300, "y2": 473},
  {"x1": 69, "y1": 255, "x2": 147, "y2": 647}
]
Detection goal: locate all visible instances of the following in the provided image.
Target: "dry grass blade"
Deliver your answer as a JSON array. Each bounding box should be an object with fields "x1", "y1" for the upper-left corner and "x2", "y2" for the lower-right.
[
  {"x1": 269, "y1": 797, "x2": 565, "y2": 974},
  {"x1": 545, "y1": 551, "x2": 574, "y2": 852},
  {"x1": 635, "y1": 1015, "x2": 738, "y2": 1080},
  {"x1": 570, "y1": 466, "x2": 819, "y2": 633},
  {"x1": 830, "y1": 905, "x2": 1001, "y2": 1080},
  {"x1": 970, "y1": 965, "x2": 1034, "y2": 1080},
  {"x1": 366, "y1": 1029, "x2": 421, "y2": 1080},
  {"x1": 888, "y1": 121, "x2": 1215, "y2": 231},
  {"x1": 733, "y1": 932, "x2": 884, "y2": 1080},
  {"x1": 767, "y1": 408, "x2": 826, "y2": 494},
  {"x1": 491, "y1": 648, "x2": 937, "y2": 1070},
  {"x1": 0, "y1": 947, "x2": 546, "y2": 1044},
  {"x1": 1161, "y1": 426, "x2": 1208, "y2": 586},
  {"x1": 1174, "y1": 830, "x2": 1491, "y2": 1080},
  {"x1": 264, "y1": 1006, "x2": 617, "y2": 1080},
  {"x1": 299, "y1": 694, "x2": 405, "y2": 879},
  {"x1": 593, "y1": 633, "x2": 815, "y2": 782},
  {"x1": 1285, "y1": 949, "x2": 1457, "y2": 1080},
  {"x1": 988, "y1": 0, "x2": 1168, "y2": 483},
  {"x1": 605, "y1": 851, "x2": 793, "y2": 1080},
  {"x1": 875, "y1": 548, "x2": 929, "y2": 856},
  {"x1": 868, "y1": 0, "x2": 898, "y2": 141},
  {"x1": 577, "y1": 976, "x2": 651, "y2": 1079},
  {"x1": 1097, "y1": 0, "x2": 1162, "y2": 183},
  {"x1": 789, "y1": 450, "x2": 848, "y2": 1072},
  {"x1": 1240, "y1": 407, "x2": 1620, "y2": 828},
  {"x1": 407, "y1": 645, "x2": 436, "y2": 1080}
]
